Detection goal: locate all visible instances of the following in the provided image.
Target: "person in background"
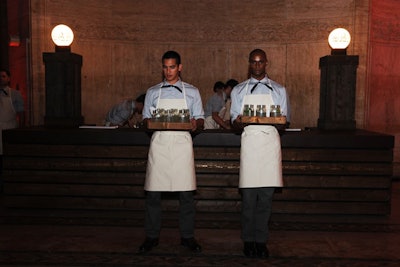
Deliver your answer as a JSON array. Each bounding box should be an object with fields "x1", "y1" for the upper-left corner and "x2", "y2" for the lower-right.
[
  {"x1": 230, "y1": 49, "x2": 290, "y2": 259},
  {"x1": 218, "y1": 79, "x2": 238, "y2": 124},
  {"x1": 139, "y1": 50, "x2": 204, "y2": 254},
  {"x1": 204, "y1": 81, "x2": 231, "y2": 129},
  {"x1": 105, "y1": 94, "x2": 146, "y2": 127},
  {"x1": 0, "y1": 68, "x2": 25, "y2": 192}
]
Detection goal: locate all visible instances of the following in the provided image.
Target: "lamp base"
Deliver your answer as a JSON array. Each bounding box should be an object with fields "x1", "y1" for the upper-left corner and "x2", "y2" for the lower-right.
[
  {"x1": 318, "y1": 55, "x2": 359, "y2": 131},
  {"x1": 331, "y1": 48, "x2": 347, "y2": 55},
  {"x1": 55, "y1": 45, "x2": 71, "y2": 52}
]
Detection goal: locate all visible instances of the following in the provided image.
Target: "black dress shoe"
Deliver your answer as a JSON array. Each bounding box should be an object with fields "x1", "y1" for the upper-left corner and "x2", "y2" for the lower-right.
[
  {"x1": 243, "y1": 241, "x2": 256, "y2": 258},
  {"x1": 181, "y1": 237, "x2": 202, "y2": 252},
  {"x1": 138, "y1": 237, "x2": 159, "y2": 253},
  {"x1": 255, "y1": 242, "x2": 269, "y2": 258}
]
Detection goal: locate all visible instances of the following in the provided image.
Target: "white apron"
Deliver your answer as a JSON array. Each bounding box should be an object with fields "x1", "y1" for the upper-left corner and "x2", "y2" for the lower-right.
[
  {"x1": 239, "y1": 81, "x2": 283, "y2": 188},
  {"x1": 0, "y1": 88, "x2": 17, "y2": 154},
  {"x1": 145, "y1": 84, "x2": 196, "y2": 191},
  {"x1": 204, "y1": 115, "x2": 219, "y2": 129},
  {"x1": 220, "y1": 99, "x2": 231, "y2": 122}
]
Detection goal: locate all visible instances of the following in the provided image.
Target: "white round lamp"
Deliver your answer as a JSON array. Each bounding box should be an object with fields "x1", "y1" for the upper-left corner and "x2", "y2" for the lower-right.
[
  {"x1": 328, "y1": 28, "x2": 351, "y2": 55},
  {"x1": 51, "y1": 24, "x2": 74, "y2": 51}
]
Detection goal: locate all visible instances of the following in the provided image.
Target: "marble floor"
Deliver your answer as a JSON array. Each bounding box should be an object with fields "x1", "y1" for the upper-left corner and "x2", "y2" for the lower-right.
[{"x1": 1, "y1": 181, "x2": 399, "y2": 267}]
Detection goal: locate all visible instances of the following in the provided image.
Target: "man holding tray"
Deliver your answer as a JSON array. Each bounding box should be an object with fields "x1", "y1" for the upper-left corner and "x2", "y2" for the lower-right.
[
  {"x1": 230, "y1": 48, "x2": 290, "y2": 259},
  {"x1": 139, "y1": 51, "x2": 204, "y2": 254}
]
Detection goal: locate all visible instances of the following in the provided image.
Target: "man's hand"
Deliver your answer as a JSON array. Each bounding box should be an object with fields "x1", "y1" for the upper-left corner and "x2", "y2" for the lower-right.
[
  {"x1": 142, "y1": 118, "x2": 150, "y2": 129},
  {"x1": 232, "y1": 115, "x2": 244, "y2": 130},
  {"x1": 191, "y1": 118, "x2": 204, "y2": 133},
  {"x1": 223, "y1": 120, "x2": 232, "y2": 130}
]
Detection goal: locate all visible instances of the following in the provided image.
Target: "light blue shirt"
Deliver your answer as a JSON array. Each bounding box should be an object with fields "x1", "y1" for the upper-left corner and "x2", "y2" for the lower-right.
[
  {"x1": 230, "y1": 76, "x2": 290, "y2": 123},
  {"x1": 105, "y1": 99, "x2": 135, "y2": 125},
  {"x1": 204, "y1": 92, "x2": 226, "y2": 117},
  {"x1": 1, "y1": 86, "x2": 24, "y2": 112},
  {"x1": 143, "y1": 79, "x2": 205, "y2": 120}
]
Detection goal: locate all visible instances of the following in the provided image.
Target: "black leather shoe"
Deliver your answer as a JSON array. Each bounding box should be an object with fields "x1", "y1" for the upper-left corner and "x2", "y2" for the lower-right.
[
  {"x1": 255, "y1": 242, "x2": 269, "y2": 258},
  {"x1": 181, "y1": 237, "x2": 202, "y2": 252},
  {"x1": 138, "y1": 237, "x2": 159, "y2": 253},
  {"x1": 243, "y1": 241, "x2": 256, "y2": 258}
]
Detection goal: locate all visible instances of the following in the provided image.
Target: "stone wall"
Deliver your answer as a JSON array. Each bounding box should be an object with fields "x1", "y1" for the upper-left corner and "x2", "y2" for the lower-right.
[{"x1": 29, "y1": 0, "x2": 369, "y2": 129}]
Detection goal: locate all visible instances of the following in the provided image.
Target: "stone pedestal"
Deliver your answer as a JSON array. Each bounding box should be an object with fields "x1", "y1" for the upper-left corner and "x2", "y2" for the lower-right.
[
  {"x1": 318, "y1": 55, "x2": 359, "y2": 130},
  {"x1": 43, "y1": 51, "x2": 83, "y2": 127}
]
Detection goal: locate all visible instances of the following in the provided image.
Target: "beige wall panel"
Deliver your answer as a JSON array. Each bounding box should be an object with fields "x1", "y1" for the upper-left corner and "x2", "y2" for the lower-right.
[
  {"x1": 77, "y1": 42, "x2": 114, "y2": 125},
  {"x1": 30, "y1": 0, "x2": 47, "y2": 126},
  {"x1": 353, "y1": 0, "x2": 369, "y2": 129},
  {"x1": 286, "y1": 44, "x2": 325, "y2": 129}
]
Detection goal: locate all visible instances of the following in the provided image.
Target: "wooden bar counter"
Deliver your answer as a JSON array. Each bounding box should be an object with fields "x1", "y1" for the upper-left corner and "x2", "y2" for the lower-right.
[{"x1": 2, "y1": 127, "x2": 395, "y2": 225}]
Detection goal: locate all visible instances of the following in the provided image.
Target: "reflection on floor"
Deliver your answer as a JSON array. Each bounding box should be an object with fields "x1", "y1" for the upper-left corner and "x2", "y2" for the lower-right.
[{"x1": 1, "y1": 181, "x2": 399, "y2": 267}]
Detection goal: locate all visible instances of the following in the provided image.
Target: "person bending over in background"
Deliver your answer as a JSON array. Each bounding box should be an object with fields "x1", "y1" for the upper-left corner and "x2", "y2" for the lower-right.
[
  {"x1": 105, "y1": 93, "x2": 146, "y2": 127},
  {"x1": 204, "y1": 81, "x2": 231, "y2": 129},
  {"x1": 218, "y1": 78, "x2": 238, "y2": 125}
]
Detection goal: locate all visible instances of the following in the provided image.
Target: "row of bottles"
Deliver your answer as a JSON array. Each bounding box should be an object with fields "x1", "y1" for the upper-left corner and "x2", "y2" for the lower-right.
[{"x1": 243, "y1": 104, "x2": 282, "y2": 117}]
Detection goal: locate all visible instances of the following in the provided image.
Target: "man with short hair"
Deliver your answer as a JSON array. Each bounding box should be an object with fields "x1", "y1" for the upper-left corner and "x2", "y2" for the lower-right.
[
  {"x1": 139, "y1": 50, "x2": 204, "y2": 254},
  {"x1": 231, "y1": 49, "x2": 290, "y2": 259}
]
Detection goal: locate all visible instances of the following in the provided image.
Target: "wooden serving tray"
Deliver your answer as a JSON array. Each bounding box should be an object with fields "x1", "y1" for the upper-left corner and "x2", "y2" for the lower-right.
[
  {"x1": 241, "y1": 116, "x2": 287, "y2": 125},
  {"x1": 147, "y1": 119, "x2": 192, "y2": 130}
]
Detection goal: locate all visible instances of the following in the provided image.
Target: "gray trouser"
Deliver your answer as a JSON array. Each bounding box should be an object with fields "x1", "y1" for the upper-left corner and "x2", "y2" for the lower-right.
[
  {"x1": 145, "y1": 191, "x2": 195, "y2": 239},
  {"x1": 240, "y1": 187, "x2": 275, "y2": 243}
]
